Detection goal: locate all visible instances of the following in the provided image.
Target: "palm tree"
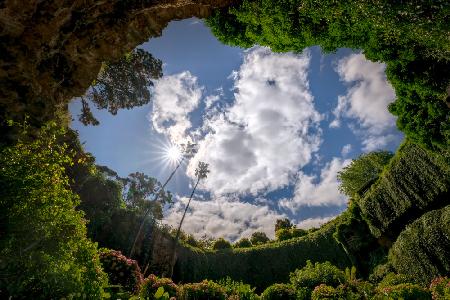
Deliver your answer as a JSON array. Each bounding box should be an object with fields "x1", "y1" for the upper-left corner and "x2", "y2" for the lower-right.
[
  {"x1": 128, "y1": 142, "x2": 196, "y2": 258},
  {"x1": 167, "y1": 161, "x2": 210, "y2": 278}
]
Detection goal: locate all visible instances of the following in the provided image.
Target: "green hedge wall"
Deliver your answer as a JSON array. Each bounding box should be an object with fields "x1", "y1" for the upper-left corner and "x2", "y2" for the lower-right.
[
  {"x1": 358, "y1": 141, "x2": 450, "y2": 238},
  {"x1": 389, "y1": 205, "x2": 450, "y2": 284},
  {"x1": 173, "y1": 216, "x2": 352, "y2": 291}
]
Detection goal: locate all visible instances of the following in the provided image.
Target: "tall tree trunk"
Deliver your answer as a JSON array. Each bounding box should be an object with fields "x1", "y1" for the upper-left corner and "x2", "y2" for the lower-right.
[
  {"x1": 128, "y1": 157, "x2": 184, "y2": 258},
  {"x1": 167, "y1": 177, "x2": 200, "y2": 278}
]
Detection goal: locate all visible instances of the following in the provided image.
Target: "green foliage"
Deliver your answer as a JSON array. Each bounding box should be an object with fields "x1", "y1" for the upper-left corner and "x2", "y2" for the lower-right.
[
  {"x1": 377, "y1": 273, "x2": 412, "y2": 289},
  {"x1": 250, "y1": 231, "x2": 270, "y2": 245},
  {"x1": 333, "y1": 202, "x2": 387, "y2": 277},
  {"x1": 290, "y1": 261, "x2": 346, "y2": 291},
  {"x1": 213, "y1": 238, "x2": 233, "y2": 250},
  {"x1": 310, "y1": 284, "x2": 338, "y2": 300},
  {"x1": 174, "y1": 216, "x2": 351, "y2": 291},
  {"x1": 99, "y1": 249, "x2": 143, "y2": 293},
  {"x1": 216, "y1": 277, "x2": 259, "y2": 300},
  {"x1": 276, "y1": 228, "x2": 307, "y2": 241},
  {"x1": 260, "y1": 284, "x2": 296, "y2": 300},
  {"x1": 178, "y1": 280, "x2": 227, "y2": 300},
  {"x1": 207, "y1": 0, "x2": 450, "y2": 148},
  {"x1": 234, "y1": 238, "x2": 252, "y2": 248},
  {"x1": 373, "y1": 283, "x2": 431, "y2": 300},
  {"x1": 358, "y1": 141, "x2": 450, "y2": 237},
  {"x1": 0, "y1": 123, "x2": 107, "y2": 298},
  {"x1": 337, "y1": 151, "x2": 393, "y2": 198},
  {"x1": 139, "y1": 275, "x2": 178, "y2": 299},
  {"x1": 429, "y1": 277, "x2": 450, "y2": 300},
  {"x1": 388, "y1": 205, "x2": 450, "y2": 285},
  {"x1": 275, "y1": 218, "x2": 293, "y2": 232}
]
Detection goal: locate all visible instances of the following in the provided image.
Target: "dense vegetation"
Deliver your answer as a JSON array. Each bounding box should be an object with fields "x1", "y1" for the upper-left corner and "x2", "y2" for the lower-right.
[
  {"x1": 1, "y1": 1, "x2": 450, "y2": 298},
  {"x1": 207, "y1": 0, "x2": 450, "y2": 149},
  {"x1": 0, "y1": 124, "x2": 107, "y2": 298}
]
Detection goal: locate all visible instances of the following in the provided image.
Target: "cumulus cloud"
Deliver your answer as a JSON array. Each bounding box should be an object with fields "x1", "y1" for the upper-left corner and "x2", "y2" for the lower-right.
[
  {"x1": 341, "y1": 144, "x2": 352, "y2": 157},
  {"x1": 296, "y1": 215, "x2": 336, "y2": 229},
  {"x1": 331, "y1": 53, "x2": 399, "y2": 151},
  {"x1": 151, "y1": 71, "x2": 203, "y2": 143},
  {"x1": 164, "y1": 196, "x2": 285, "y2": 241},
  {"x1": 187, "y1": 47, "x2": 322, "y2": 195},
  {"x1": 280, "y1": 157, "x2": 351, "y2": 211}
]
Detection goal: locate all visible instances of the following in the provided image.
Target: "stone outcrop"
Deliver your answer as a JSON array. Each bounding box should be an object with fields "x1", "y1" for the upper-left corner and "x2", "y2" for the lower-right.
[{"x1": 0, "y1": 0, "x2": 237, "y2": 139}]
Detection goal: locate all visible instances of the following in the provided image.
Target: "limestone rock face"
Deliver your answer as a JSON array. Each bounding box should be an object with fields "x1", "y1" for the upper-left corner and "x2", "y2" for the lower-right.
[{"x1": 0, "y1": 0, "x2": 236, "y2": 138}]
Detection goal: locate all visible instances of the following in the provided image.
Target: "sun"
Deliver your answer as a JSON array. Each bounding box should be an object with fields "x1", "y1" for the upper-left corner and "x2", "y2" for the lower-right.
[{"x1": 166, "y1": 145, "x2": 182, "y2": 163}]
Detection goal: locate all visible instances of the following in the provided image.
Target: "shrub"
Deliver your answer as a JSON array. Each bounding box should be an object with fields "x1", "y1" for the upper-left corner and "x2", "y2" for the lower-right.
[
  {"x1": 335, "y1": 280, "x2": 375, "y2": 299},
  {"x1": 178, "y1": 280, "x2": 226, "y2": 300},
  {"x1": 234, "y1": 238, "x2": 252, "y2": 248},
  {"x1": 0, "y1": 123, "x2": 107, "y2": 298},
  {"x1": 139, "y1": 274, "x2": 178, "y2": 299},
  {"x1": 276, "y1": 228, "x2": 307, "y2": 241},
  {"x1": 260, "y1": 284, "x2": 296, "y2": 300},
  {"x1": 99, "y1": 249, "x2": 143, "y2": 293},
  {"x1": 374, "y1": 283, "x2": 431, "y2": 300},
  {"x1": 358, "y1": 142, "x2": 450, "y2": 238},
  {"x1": 250, "y1": 232, "x2": 270, "y2": 245},
  {"x1": 290, "y1": 261, "x2": 346, "y2": 291},
  {"x1": 311, "y1": 284, "x2": 338, "y2": 299},
  {"x1": 429, "y1": 277, "x2": 450, "y2": 300},
  {"x1": 217, "y1": 277, "x2": 258, "y2": 300},
  {"x1": 388, "y1": 205, "x2": 450, "y2": 284},
  {"x1": 213, "y1": 238, "x2": 232, "y2": 250},
  {"x1": 377, "y1": 272, "x2": 412, "y2": 288}
]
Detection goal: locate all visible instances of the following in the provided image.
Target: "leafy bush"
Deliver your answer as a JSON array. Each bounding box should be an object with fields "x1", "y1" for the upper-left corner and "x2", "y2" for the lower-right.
[
  {"x1": 388, "y1": 205, "x2": 450, "y2": 284},
  {"x1": 290, "y1": 261, "x2": 346, "y2": 291},
  {"x1": 216, "y1": 277, "x2": 258, "y2": 300},
  {"x1": 374, "y1": 283, "x2": 431, "y2": 300},
  {"x1": 377, "y1": 273, "x2": 412, "y2": 288},
  {"x1": 250, "y1": 232, "x2": 270, "y2": 245},
  {"x1": 335, "y1": 280, "x2": 375, "y2": 299},
  {"x1": 429, "y1": 277, "x2": 450, "y2": 300},
  {"x1": 139, "y1": 274, "x2": 178, "y2": 299},
  {"x1": 234, "y1": 238, "x2": 252, "y2": 248},
  {"x1": 0, "y1": 123, "x2": 107, "y2": 298},
  {"x1": 358, "y1": 141, "x2": 450, "y2": 238},
  {"x1": 260, "y1": 284, "x2": 296, "y2": 300},
  {"x1": 177, "y1": 280, "x2": 226, "y2": 300},
  {"x1": 310, "y1": 284, "x2": 338, "y2": 299},
  {"x1": 276, "y1": 228, "x2": 307, "y2": 241},
  {"x1": 99, "y1": 249, "x2": 143, "y2": 293},
  {"x1": 213, "y1": 238, "x2": 232, "y2": 250}
]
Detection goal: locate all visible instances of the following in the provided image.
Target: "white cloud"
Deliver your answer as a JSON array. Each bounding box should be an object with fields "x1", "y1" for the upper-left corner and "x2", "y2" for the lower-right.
[
  {"x1": 164, "y1": 196, "x2": 284, "y2": 241},
  {"x1": 187, "y1": 47, "x2": 322, "y2": 195},
  {"x1": 341, "y1": 144, "x2": 352, "y2": 157},
  {"x1": 296, "y1": 216, "x2": 336, "y2": 229},
  {"x1": 331, "y1": 53, "x2": 399, "y2": 151},
  {"x1": 151, "y1": 71, "x2": 203, "y2": 143},
  {"x1": 280, "y1": 157, "x2": 351, "y2": 211}
]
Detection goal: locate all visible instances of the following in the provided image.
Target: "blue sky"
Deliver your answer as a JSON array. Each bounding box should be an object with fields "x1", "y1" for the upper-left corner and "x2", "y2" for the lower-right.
[{"x1": 70, "y1": 18, "x2": 403, "y2": 241}]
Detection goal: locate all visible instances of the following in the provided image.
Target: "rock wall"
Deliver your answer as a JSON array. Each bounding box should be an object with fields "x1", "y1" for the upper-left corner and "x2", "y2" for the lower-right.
[{"x1": 0, "y1": 0, "x2": 237, "y2": 139}]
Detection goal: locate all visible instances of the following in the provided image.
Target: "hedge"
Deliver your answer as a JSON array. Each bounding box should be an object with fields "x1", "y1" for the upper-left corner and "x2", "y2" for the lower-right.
[
  {"x1": 357, "y1": 141, "x2": 450, "y2": 238},
  {"x1": 388, "y1": 205, "x2": 450, "y2": 284},
  {"x1": 173, "y1": 216, "x2": 352, "y2": 291}
]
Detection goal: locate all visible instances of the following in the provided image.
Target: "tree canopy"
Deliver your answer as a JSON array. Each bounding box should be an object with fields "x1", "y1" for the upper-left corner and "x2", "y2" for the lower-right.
[
  {"x1": 337, "y1": 151, "x2": 394, "y2": 198},
  {"x1": 79, "y1": 48, "x2": 163, "y2": 125},
  {"x1": 0, "y1": 123, "x2": 107, "y2": 298}
]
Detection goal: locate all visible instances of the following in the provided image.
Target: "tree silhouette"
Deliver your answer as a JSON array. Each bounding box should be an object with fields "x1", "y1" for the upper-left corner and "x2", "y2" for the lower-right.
[
  {"x1": 167, "y1": 161, "x2": 210, "y2": 277},
  {"x1": 78, "y1": 48, "x2": 162, "y2": 125},
  {"x1": 128, "y1": 142, "x2": 197, "y2": 259}
]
